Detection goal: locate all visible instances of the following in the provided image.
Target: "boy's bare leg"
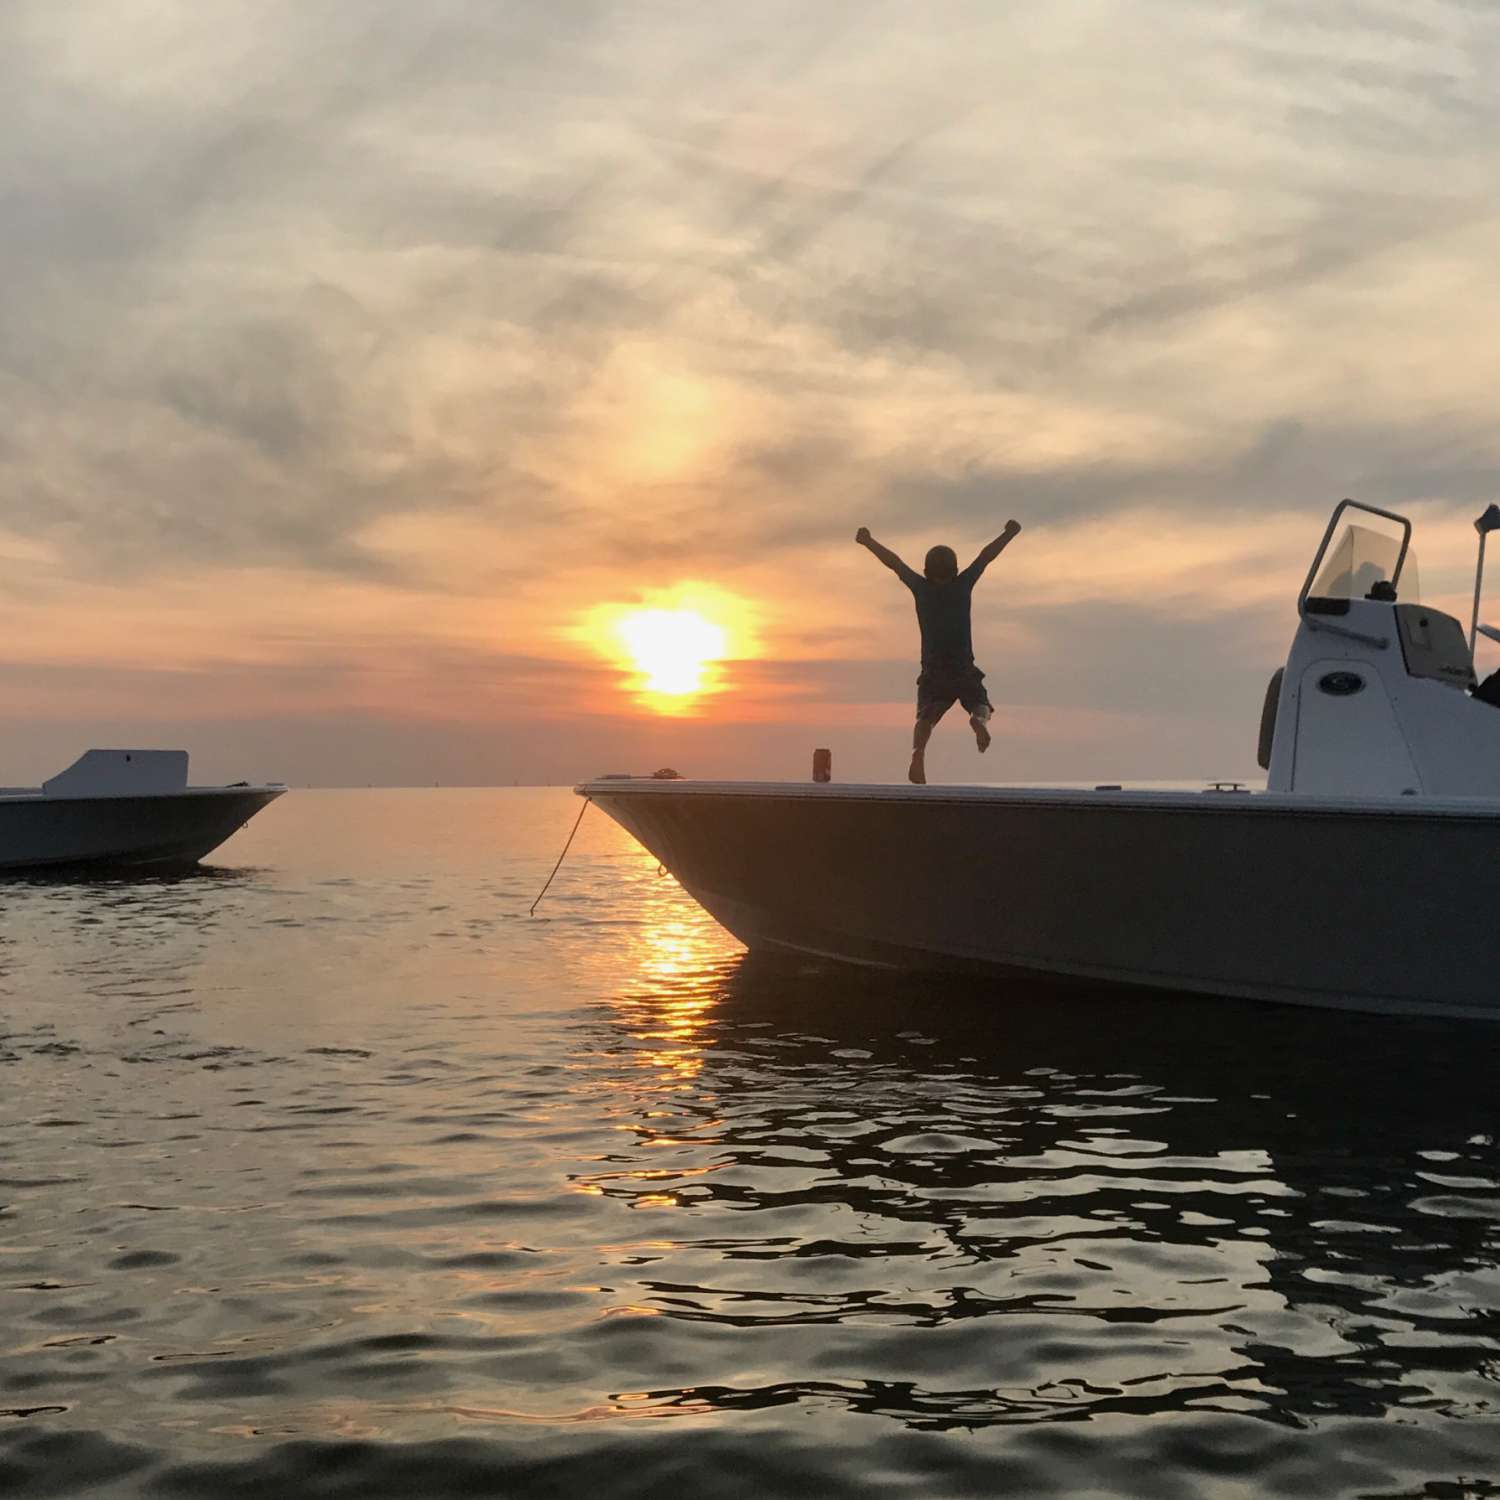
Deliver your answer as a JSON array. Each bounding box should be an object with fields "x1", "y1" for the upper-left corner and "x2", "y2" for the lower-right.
[
  {"x1": 970, "y1": 702, "x2": 992, "y2": 754},
  {"x1": 909, "y1": 718, "x2": 935, "y2": 784}
]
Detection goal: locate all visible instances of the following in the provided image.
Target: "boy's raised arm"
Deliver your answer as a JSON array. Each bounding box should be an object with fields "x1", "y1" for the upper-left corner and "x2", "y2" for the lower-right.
[
  {"x1": 855, "y1": 527, "x2": 915, "y2": 578},
  {"x1": 966, "y1": 519, "x2": 1022, "y2": 579}
]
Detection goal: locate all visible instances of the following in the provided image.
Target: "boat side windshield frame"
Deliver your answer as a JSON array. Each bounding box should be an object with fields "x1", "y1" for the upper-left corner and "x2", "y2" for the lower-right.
[{"x1": 1298, "y1": 499, "x2": 1413, "y2": 649}]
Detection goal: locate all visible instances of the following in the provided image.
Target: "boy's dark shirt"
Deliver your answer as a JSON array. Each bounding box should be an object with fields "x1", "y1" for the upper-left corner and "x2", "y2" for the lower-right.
[{"x1": 892, "y1": 561, "x2": 985, "y2": 669}]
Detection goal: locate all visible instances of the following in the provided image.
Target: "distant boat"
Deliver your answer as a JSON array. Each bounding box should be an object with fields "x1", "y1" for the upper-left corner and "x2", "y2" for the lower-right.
[
  {"x1": 0, "y1": 749, "x2": 283, "y2": 872},
  {"x1": 581, "y1": 499, "x2": 1500, "y2": 1019}
]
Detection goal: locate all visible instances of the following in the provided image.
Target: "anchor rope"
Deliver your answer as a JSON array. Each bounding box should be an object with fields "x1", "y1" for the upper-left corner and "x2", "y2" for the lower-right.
[{"x1": 529, "y1": 796, "x2": 592, "y2": 916}]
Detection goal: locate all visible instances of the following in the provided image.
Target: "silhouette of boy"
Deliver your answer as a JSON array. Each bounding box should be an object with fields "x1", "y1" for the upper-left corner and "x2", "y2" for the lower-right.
[{"x1": 856, "y1": 521, "x2": 1022, "y2": 784}]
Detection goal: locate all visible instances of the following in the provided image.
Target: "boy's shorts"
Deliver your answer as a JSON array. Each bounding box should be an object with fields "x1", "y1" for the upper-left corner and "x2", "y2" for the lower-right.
[{"x1": 916, "y1": 663, "x2": 990, "y2": 723}]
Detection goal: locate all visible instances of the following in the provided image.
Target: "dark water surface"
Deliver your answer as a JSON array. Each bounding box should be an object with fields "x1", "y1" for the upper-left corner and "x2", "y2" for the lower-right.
[{"x1": 1, "y1": 788, "x2": 1497, "y2": 1497}]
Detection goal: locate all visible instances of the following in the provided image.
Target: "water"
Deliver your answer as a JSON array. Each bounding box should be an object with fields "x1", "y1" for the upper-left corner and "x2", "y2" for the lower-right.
[{"x1": 1, "y1": 788, "x2": 1497, "y2": 1497}]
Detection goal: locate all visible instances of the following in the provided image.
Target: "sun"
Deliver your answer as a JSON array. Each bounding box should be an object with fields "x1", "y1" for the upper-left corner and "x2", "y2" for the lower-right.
[
  {"x1": 617, "y1": 609, "x2": 727, "y2": 698},
  {"x1": 579, "y1": 586, "x2": 752, "y2": 714}
]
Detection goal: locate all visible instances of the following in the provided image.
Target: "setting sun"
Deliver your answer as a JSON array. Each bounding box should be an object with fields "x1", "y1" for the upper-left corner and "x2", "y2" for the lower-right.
[
  {"x1": 617, "y1": 610, "x2": 727, "y2": 697},
  {"x1": 579, "y1": 585, "x2": 755, "y2": 715}
]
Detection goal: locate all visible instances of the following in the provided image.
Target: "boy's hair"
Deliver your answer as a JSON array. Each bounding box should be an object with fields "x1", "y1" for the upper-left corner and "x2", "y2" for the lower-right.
[{"x1": 923, "y1": 545, "x2": 958, "y2": 582}]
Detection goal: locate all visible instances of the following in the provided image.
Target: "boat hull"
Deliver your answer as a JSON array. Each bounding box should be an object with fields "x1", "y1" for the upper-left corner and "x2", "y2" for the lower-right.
[
  {"x1": 582, "y1": 781, "x2": 1500, "y2": 1019},
  {"x1": 0, "y1": 788, "x2": 283, "y2": 872}
]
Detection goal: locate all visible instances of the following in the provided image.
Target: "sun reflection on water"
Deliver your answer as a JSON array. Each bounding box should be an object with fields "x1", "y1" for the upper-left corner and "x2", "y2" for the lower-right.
[
  {"x1": 609, "y1": 865, "x2": 738, "y2": 1086},
  {"x1": 566, "y1": 858, "x2": 739, "y2": 1215}
]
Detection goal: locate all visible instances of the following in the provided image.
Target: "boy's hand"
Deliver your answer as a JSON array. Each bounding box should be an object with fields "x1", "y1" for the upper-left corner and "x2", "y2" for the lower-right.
[
  {"x1": 855, "y1": 527, "x2": 872, "y2": 545},
  {"x1": 1003, "y1": 519, "x2": 1022, "y2": 538}
]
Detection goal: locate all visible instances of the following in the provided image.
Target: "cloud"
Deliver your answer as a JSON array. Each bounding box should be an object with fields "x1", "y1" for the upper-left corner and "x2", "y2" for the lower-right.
[{"x1": 3, "y1": 0, "x2": 1500, "y2": 778}]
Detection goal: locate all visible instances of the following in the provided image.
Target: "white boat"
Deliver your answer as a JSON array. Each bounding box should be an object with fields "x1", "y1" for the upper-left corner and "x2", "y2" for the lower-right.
[
  {"x1": 580, "y1": 500, "x2": 1500, "y2": 1019},
  {"x1": 0, "y1": 749, "x2": 283, "y2": 872}
]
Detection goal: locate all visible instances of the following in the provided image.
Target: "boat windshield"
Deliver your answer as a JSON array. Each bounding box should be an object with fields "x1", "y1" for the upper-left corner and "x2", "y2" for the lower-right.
[{"x1": 1310, "y1": 523, "x2": 1420, "y2": 603}]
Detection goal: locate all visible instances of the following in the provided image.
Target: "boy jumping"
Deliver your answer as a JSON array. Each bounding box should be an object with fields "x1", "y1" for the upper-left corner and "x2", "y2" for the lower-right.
[{"x1": 856, "y1": 521, "x2": 1022, "y2": 784}]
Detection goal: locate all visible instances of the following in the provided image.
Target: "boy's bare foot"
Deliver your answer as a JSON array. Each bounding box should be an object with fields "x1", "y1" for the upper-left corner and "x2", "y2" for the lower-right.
[
  {"x1": 971, "y1": 716, "x2": 991, "y2": 753},
  {"x1": 908, "y1": 751, "x2": 927, "y2": 784}
]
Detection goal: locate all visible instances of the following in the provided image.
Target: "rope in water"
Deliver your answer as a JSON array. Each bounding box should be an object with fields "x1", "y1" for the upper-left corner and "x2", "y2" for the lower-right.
[{"x1": 529, "y1": 796, "x2": 591, "y2": 916}]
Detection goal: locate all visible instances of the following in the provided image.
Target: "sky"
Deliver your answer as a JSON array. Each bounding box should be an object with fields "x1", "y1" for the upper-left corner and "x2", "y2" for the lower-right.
[{"x1": 3, "y1": 0, "x2": 1500, "y2": 786}]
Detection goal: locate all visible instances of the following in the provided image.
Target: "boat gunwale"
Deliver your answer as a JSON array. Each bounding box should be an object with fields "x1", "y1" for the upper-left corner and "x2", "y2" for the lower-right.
[
  {"x1": 575, "y1": 777, "x2": 1500, "y2": 822},
  {"x1": 0, "y1": 786, "x2": 286, "y2": 806}
]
